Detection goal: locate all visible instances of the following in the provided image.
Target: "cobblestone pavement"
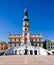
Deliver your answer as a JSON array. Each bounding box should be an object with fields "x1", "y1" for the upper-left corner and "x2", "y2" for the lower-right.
[{"x1": 0, "y1": 55, "x2": 54, "y2": 65}]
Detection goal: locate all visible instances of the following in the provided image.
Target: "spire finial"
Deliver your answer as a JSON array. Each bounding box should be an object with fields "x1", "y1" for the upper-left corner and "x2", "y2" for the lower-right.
[{"x1": 23, "y1": 2, "x2": 29, "y2": 21}]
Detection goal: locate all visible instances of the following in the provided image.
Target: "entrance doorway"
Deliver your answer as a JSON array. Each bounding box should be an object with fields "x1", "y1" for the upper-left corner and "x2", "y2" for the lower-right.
[
  {"x1": 24, "y1": 49, "x2": 28, "y2": 55},
  {"x1": 34, "y1": 50, "x2": 37, "y2": 55},
  {"x1": 15, "y1": 50, "x2": 17, "y2": 55},
  {"x1": 30, "y1": 50, "x2": 33, "y2": 55}
]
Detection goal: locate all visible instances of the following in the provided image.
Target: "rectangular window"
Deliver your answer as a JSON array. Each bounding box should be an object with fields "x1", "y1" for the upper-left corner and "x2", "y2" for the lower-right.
[
  {"x1": 31, "y1": 39, "x2": 33, "y2": 41},
  {"x1": 37, "y1": 43, "x2": 39, "y2": 47},
  {"x1": 10, "y1": 44, "x2": 12, "y2": 47},
  {"x1": 37, "y1": 39, "x2": 39, "y2": 42},
  {"x1": 10, "y1": 39, "x2": 12, "y2": 41},
  {"x1": 15, "y1": 43, "x2": 16, "y2": 47},
  {"x1": 15, "y1": 39, "x2": 16, "y2": 41},
  {"x1": 25, "y1": 23, "x2": 27, "y2": 26},
  {"x1": 19, "y1": 39, "x2": 20, "y2": 41},
  {"x1": 33, "y1": 39, "x2": 36, "y2": 41},
  {"x1": 48, "y1": 47, "x2": 50, "y2": 48},
  {"x1": 51, "y1": 47, "x2": 52, "y2": 48}
]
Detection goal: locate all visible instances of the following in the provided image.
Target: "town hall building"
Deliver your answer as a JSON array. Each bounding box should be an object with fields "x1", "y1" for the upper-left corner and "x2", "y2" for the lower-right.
[{"x1": 8, "y1": 8, "x2": 43, "y2": 48}]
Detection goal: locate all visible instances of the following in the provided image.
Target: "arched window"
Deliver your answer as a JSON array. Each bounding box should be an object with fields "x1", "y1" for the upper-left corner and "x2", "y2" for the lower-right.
[
  {"x1": 30, "y1": 50, "x2": 33, "y2": 55},
  {"x1": 34, "y1": 50, "x2": 37, "y2": 55},
  {"x1": 15, "y1": 50, "x2": 17, "y2": 55},
  {"x1": 24, "y1": 49, "x2": 28, "y2": 55},
  {"x1": 25, "y1": 23, "x2": 27, "y2": 26}
]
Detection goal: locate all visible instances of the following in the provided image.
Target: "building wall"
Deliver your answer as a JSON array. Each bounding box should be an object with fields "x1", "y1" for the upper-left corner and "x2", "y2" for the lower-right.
[
  {"x1": 8, "y1": 34, "x2": 22, "y2": 47},
  {"x1": 30, "y1": 34, "x2": 43, "y2": 47},
  {"x1": 43, "y1": 40, "x2": 54, "y2": 51},
  {"x1": 0, "y1": 41, "x2": 8, "y2": 50}
]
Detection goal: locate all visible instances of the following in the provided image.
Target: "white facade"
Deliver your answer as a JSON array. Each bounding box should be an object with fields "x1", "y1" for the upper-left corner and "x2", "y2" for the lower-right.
[{"x1": 14, "y1": 45, "x2": 52, "y2": 55}]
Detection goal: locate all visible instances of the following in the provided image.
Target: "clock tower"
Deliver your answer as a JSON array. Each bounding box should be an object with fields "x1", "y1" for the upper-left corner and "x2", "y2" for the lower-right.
[{"x1": 22, "y1": 8, "x2": 30, "y2": 45}]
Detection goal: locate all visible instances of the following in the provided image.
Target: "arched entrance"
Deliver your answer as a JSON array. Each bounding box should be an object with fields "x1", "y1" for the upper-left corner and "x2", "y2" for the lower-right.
[
  {"x1": 34, "y1": 50, "x2": 37, "y2": 55},
  {"x1": 15, "y1": 50, "x2": 17, "y2": 55},
  {"x1": 24, "y1": 49, "x2": 28, "y2": 55},
  {"x1": 30, "y1": 50, "x2": 33, "y2": 55}
]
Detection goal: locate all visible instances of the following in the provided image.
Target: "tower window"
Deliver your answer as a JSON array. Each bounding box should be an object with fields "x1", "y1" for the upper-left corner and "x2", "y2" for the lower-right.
[
  {"x1": 25, "y1": 23, "x2": 27, "y2": 26},
  {"x1": 25, "y1": 33, "x2": 27, "y2": 36},
  {"x1": 25, "y1": 38, "x2": 27, "y2": 41},
  {"x1": 25, "y1": 28, "x2": 27, "y2": 31}
]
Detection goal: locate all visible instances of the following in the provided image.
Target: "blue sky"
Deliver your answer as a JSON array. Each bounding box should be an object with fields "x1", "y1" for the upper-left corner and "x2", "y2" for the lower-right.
[{"x1": 0, "y1": 0, "x2": 54, "y2": 42}]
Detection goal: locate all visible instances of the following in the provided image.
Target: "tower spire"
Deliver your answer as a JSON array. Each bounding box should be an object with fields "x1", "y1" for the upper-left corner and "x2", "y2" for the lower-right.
[
  {"x1": 23, "y1": 2, "x2": 29, "y2": 21},
  {"x1": 23, "y1": 8, "x2": 29, "y2": 21},
  {"x1": 24, "y1": 8, "x2": 28, "y2": 17}
]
